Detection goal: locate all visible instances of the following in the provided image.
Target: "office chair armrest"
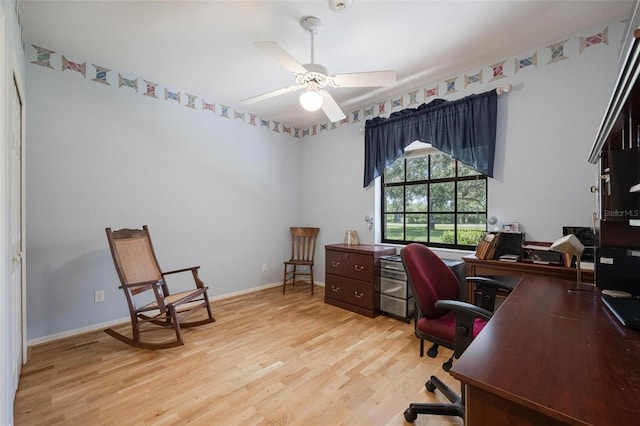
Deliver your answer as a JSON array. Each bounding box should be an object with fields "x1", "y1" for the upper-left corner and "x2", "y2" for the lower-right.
[
  {"x1": 435, "y1": 299, "x2": 492, "y2": 322},
  {"x1": 466, "y1": 275, "x2": 520, "y2": 291},
  {"x1": 466, "y1": 275, "x2": 521, "y2": 311},
  {"x1": 436, "y1": 299, "x2": 492, "y2": 358}
]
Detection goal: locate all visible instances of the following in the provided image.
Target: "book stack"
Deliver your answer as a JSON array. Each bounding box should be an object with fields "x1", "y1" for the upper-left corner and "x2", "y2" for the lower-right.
[{"x1": 475, "y1": 233, "x2": 500, "y2": 260}]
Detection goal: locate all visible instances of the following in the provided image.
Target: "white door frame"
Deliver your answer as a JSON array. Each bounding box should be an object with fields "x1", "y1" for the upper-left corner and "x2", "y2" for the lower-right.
[
  {"x1": 12, "y1": 56, "x2": 26, "y2": 368},
  {"x1": 0, "y1": 4, "x2": 27, "y2": 424}
]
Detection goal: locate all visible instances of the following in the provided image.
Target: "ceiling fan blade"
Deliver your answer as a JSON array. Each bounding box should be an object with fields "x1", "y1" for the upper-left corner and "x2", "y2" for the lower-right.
[
  {"x1": 320, "y1": 90, "x2": 346, "y2": 122},
  {"x1": 331, "y1": 70, "x2": 397, "y2": 88},
  {"x1": 241, "y1": 84, "x2": 302, "y2": 104},
  {"x1": 254, "y1": 41, "x2": 308, "y2": 74}
]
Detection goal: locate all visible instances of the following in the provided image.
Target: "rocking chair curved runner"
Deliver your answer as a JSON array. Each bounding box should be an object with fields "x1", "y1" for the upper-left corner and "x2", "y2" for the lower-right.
[{"x1": 105, "y1": 225, "x2": 215, "y2": 349}]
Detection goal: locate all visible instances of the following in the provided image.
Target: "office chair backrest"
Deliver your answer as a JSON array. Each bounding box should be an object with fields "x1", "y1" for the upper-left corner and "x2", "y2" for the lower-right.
[{"x1": 401, "y1": 243, "x2": 460, "y2": 318}]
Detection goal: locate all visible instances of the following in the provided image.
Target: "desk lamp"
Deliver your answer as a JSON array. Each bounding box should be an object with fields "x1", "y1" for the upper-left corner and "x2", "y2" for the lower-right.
[{"x1": 550, "y1": 234, "x2": 585, "y2": 285}]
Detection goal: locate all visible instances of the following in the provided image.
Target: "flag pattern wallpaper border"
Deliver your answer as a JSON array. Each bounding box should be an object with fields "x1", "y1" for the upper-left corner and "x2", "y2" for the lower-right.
[{"x1": 29, "y1": 23, "x2": 617, "y2": 140}]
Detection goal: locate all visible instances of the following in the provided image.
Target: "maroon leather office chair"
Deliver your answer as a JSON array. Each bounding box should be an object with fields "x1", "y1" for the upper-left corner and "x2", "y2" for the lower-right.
[{"x1": 401, "y1": 243, "x2": 509, "y2": 422}]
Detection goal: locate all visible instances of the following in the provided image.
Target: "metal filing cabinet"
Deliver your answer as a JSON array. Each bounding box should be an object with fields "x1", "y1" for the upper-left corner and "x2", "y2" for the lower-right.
[
  {"x1": 380, "y1": 255, "x2": 466, "y2": 323},
  {"x1": 379, "y1": 255, "x2": 414, "y2": 323}
]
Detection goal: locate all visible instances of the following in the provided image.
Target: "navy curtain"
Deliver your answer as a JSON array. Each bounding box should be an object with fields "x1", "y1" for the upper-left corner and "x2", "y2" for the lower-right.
[{"x1": 363, "y1": 90, "x2": 497, "y2": 188}]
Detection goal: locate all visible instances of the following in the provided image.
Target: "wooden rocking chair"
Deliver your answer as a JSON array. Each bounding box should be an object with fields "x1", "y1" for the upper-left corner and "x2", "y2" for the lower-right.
[{"x1": 104, "y1": 225, "x2": 215, "y2": 349}]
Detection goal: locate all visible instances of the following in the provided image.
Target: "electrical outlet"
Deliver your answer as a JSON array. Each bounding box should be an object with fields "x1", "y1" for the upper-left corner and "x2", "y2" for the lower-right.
[
  {"x1": 94, "y1": 290, "x2": 105, "y2": 303},
  {"x1": 262, "y1": 263, "x2": 268, "y2": 272}
]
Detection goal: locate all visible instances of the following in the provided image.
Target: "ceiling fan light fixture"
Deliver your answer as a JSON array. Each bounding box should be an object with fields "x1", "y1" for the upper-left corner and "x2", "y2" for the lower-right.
[
  {"x1": 244, "y1": 12, "x2": 393, "y2": 122},
  {"x1": 300, "y1": 89, "x2": 323, "y2": 111}
]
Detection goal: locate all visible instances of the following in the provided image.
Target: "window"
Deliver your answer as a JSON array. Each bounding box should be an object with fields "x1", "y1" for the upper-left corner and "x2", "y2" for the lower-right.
[{"x1": 381, "y1": 153, "x2": 487, "y2": 249}]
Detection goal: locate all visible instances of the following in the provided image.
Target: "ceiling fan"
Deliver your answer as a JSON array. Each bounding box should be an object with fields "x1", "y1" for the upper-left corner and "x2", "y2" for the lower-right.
[{"x1": 241, "y1": 16, "x2": 397, "y2": 122}]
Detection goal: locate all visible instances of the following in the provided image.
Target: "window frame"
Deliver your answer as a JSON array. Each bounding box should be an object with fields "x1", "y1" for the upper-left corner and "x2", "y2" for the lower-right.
[{"x1": 380, "y1": 154, "x2": 488, "y2": 250}]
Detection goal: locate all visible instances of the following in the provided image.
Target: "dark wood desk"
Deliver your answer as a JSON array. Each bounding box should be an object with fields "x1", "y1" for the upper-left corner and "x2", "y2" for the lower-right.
[
  {"x1": 463, "y1": 254, "x2": 595, "y2": 303},
  {"x1": 450, "y1": 275, "x2": 640, "y2": 425}
]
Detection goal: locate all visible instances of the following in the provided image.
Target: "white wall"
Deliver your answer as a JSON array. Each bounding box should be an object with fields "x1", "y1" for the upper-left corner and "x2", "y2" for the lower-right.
[
  {"x1": 299, "y1": 123, "x2": 379, "y2": 268},
  {"x1": 26, "y1": 59, "x2": 301, "y2": 341},
  {"x1": 489, "y1": 45, "x2": 615, "y2": 241},
  {"x1": 301, "y1": 20, "x2": 624, "y2": 280},
  {"x1": 25, "y1": 19, "x2": 625, "y2": 344}
]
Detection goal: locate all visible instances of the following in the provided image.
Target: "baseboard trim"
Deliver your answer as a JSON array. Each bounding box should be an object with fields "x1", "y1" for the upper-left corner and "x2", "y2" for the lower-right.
[
  {"x1": 27, "y1": 280, "x2": 325, "y2": 347},
  {"x1": 27, "y1": 316, "x2": 131, "y2": 347}
]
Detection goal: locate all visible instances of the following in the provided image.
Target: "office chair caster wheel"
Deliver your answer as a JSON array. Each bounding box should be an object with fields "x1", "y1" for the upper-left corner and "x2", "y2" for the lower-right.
[
  {"x1": 427, "y1": 343, "x2": 438, "y2": 358},
  {"x1": 404, "y1": 408, "x2": 417, "y2": 422},
  {"x1": 425, "y1": 379, "x2": 436, "y2": 392},
  {"x1": 443, "y1": 358, "x2": 452, "y2": 372}
]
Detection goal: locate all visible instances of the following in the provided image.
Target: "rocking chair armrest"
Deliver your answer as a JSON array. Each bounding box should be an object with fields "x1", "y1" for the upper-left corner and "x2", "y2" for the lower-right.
[
  {"x1": 435, "y1": 299, "x2": 493, "y2": 322},
  {"x1": 120, "y1": 279, "x2": 162, "y2": 289},
  {"x1": 162, "y1": 266, "x2": 200, "y2": 276},
  {"x1": 162, "y1": 266, "x2": 207, "y2": 289}
]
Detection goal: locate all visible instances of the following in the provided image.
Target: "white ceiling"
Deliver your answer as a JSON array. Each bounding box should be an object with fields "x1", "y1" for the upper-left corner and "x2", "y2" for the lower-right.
[{"x1": 19, "y1": 0, "x2": 636, "y2": 128}]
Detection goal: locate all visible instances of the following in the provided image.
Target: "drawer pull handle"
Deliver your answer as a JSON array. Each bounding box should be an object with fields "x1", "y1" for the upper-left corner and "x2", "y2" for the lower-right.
[
  {"x1": 354, "y1": 291, "x2": 364, "y2": 298},
  {"x1": 332, "y1": 261, "x2": 341, "y2": 267},
  {"x1": 331, "y1": 285, "x2": 340, "y2": 292},
  {"x1": 354, "y1": 265, "x2": 365, "y2": 272}
]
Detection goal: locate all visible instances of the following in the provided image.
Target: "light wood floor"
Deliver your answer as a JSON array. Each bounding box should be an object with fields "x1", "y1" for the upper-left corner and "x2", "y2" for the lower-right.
[{"x1": 14, "y1": 285, "x2": 463, "y2": 426}]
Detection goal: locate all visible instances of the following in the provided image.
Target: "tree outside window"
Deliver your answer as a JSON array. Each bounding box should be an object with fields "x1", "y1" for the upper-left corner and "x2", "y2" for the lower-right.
[{"x1": 381, "y1": 154, "x2": 487, "y2": 249}]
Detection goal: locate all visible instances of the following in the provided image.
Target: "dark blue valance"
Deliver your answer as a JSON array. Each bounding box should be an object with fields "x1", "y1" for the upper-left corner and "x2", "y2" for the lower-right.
[{"x1": 363, "y1": 90, "x2": 497, "y2": 188}]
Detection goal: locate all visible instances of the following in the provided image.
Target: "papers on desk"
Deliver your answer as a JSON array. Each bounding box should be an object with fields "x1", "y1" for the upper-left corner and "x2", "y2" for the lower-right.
[
  {"x1": 522, "y1": 243, "x2": 550, "y2": 251},
  {"x1": 499, "y1": 254, "x2": 520, "y2": 262},
  {"x1": 581, "y1": 262, "x2": 595, "y2": 271}
]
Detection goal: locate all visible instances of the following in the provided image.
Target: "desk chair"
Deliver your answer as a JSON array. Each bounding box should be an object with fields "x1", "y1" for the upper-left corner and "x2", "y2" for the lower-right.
[{"x1": 401, "y1": 243, "x2": 510, "y2": 422}]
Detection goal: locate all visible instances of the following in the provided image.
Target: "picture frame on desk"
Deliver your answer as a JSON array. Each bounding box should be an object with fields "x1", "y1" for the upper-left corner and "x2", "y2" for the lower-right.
[{"x1": 502, "y1": 222, "x2": 520, "y2": 232}]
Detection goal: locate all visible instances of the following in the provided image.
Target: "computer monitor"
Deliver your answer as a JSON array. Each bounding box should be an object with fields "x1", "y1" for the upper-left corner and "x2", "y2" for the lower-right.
[{"x1": 596, "y1": 247, "x2": 640, "y2": 296}]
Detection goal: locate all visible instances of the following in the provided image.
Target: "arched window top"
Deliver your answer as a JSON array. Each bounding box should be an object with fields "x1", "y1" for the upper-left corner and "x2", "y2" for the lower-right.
[{"x1": 363, "y1": 90, "x2": 498, "y2": 188}]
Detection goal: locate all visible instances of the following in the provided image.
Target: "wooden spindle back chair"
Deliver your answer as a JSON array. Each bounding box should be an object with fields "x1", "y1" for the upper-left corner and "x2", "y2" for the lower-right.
[{"x1": 282, "y1": 227, "x2": 320, "y2": 294}]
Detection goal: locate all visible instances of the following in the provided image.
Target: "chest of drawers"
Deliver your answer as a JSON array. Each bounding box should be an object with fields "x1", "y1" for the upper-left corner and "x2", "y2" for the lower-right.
[{"x1": 324, "y1": 244, "x2": 395, "y2": 317}]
